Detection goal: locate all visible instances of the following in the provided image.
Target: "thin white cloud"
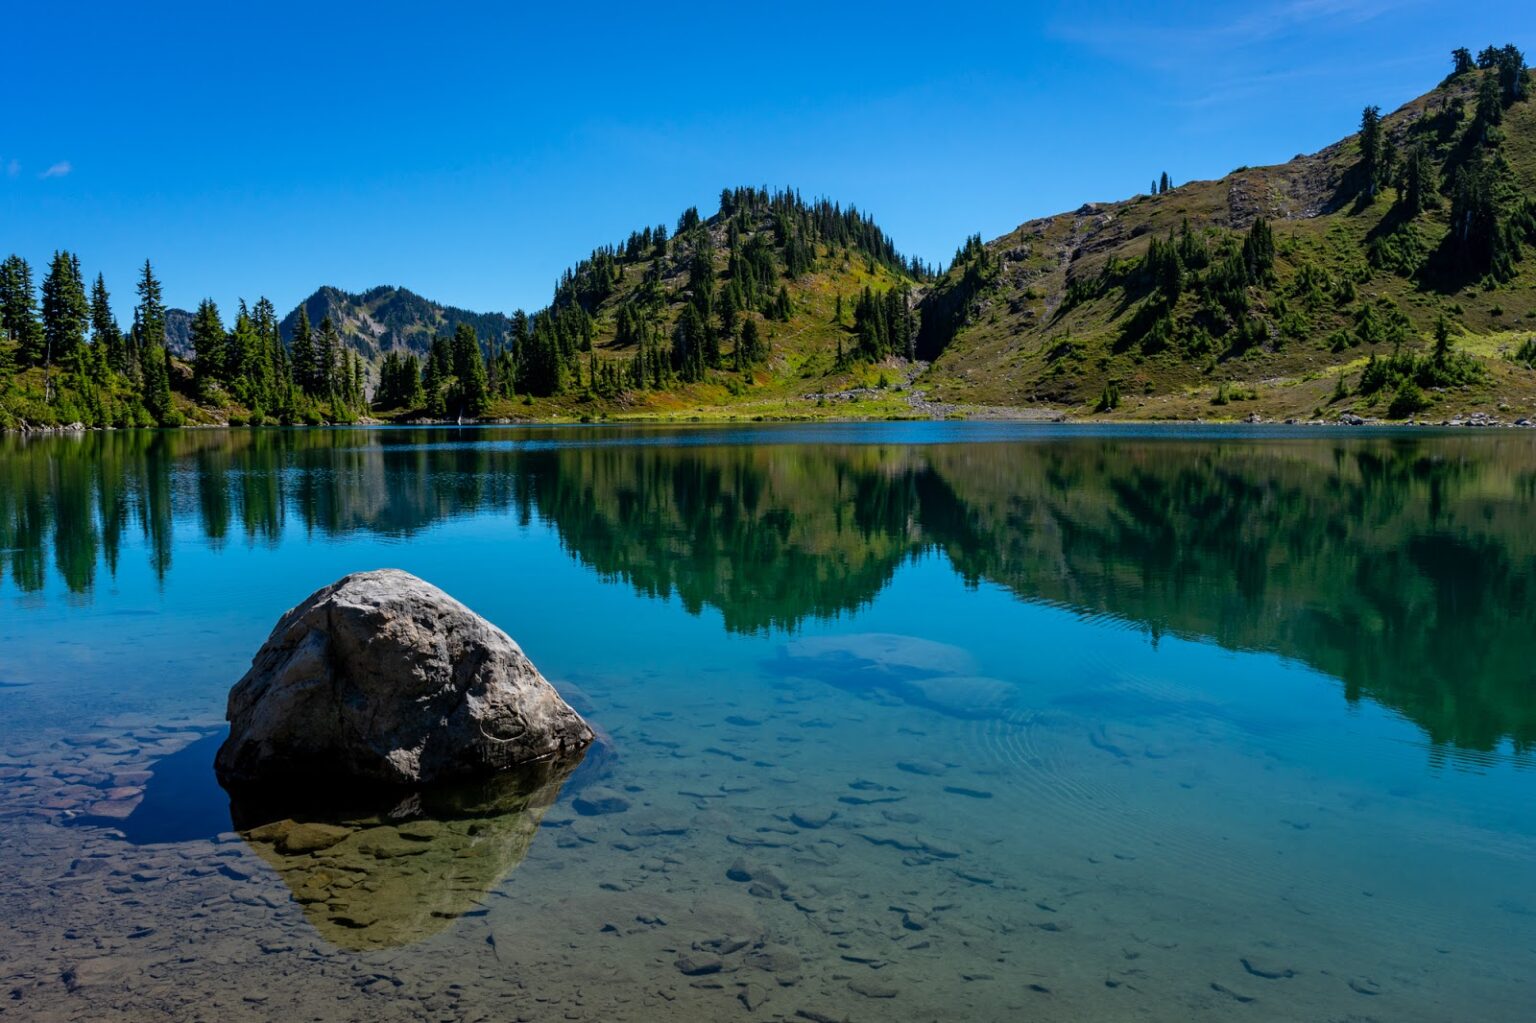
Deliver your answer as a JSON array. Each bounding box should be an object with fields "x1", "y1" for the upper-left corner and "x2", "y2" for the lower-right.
[
  {"x1": 5, "y1": 159, "x2": 18, "y2": 178},
  {"x1": 39, "y1": 161, "x2": 71, "y2": 179},
  {"x1": 1052, "y1": 0, "x2": 1410, "y2": 70}
]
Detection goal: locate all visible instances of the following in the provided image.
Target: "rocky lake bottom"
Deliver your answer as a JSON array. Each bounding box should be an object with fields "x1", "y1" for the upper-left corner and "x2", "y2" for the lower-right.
[{"x1": 1, "y1": 424, "x2": 1532, "y2": 1021}]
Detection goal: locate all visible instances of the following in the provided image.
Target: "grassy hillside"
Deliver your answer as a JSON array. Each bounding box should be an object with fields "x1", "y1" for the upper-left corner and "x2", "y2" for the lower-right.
[
  {"x1": 446, "y1": 187, "x2": 930, "y2": 422},
  {"x1": 916, "y1": 54, "x2": 1536, "y2": 422}
]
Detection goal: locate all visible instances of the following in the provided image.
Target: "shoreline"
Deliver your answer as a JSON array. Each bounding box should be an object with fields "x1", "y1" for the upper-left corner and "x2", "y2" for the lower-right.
[{"x1": 6, "y1": 409, "x2": 1536, "y2": 435}]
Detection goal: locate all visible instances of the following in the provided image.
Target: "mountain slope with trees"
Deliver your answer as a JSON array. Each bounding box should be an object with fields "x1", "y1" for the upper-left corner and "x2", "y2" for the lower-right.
[
  {"x1": 4, "y1": 48, "x2": 1535, "y2": 428},
  {"x1": 0, "y1": 188, "x2": 928, "y2": 427},
  {"x1": 402, "y1": 185, "x2": 932, "y2": 420},
  {"x1": 914, "y1": 46, "x2": 1536, "y2": 421}
]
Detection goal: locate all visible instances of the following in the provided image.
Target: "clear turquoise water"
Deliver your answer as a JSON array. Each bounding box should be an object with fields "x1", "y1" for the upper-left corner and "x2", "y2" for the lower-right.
[{"x1": 0, "y1": 424, "x2": 1532, "y2": 1021}]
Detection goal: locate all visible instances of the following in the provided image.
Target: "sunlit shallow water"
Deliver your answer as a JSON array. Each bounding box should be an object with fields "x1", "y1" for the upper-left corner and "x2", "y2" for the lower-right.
[{"x1": 0, "y1": 423, "x2": 1532, "y2": 1021}]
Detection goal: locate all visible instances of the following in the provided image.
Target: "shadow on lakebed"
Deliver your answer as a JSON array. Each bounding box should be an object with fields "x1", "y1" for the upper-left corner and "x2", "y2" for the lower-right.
[
  {"x1": 228, "y1": 753, "x2": 584, "y2": 951},
  {"x1": 93, "y1": 718, "x2": 609, "y2": 951}
]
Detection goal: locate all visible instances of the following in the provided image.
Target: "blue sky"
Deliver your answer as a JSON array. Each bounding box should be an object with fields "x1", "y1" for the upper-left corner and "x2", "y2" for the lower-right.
[{"x1": 3, "y1": 1, "x2": 1531, "y2": 320}]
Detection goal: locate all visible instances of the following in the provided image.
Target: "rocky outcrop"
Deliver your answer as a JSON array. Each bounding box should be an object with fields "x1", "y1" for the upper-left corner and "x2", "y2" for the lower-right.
[{"x1": 214, "y1": 570, "x2": 593, "y2": 788}]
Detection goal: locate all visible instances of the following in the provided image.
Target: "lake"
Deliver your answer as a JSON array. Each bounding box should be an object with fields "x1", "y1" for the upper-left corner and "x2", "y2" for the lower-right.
[{"x1": 0, "y1": 423, "x2": 1532, "y2": 1022}]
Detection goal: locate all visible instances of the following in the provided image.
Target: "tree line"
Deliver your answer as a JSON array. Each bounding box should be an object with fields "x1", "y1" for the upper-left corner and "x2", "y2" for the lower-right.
[{"x1": 0, "y1": 253, "x2": 380, "y2": 428}]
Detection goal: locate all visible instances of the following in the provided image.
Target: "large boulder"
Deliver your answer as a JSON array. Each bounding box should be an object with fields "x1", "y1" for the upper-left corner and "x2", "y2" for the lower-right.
[{"x1": 215, "y1": 570, "x2": 594, "y2": 787}]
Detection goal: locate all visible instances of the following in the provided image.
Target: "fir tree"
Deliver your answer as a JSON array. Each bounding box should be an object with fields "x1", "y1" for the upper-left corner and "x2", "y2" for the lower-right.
[
  {"x1": 132, "y1": 260, "x2": 167, "y2": 356},
  {"x1": 1400, "y1": 145, "x2": 1439, "y2": 217},
  {"x1": 40, "y1": 251, "x2": 89, "y2": 394},
  {"x1": 0, "y1": 256, "x2": 43, "y2": 376},
  {"x1": 90, "y1": 274, "x2": 127, "y2": 377},
  {"x1": 289, "y1": 307, "x2": 315, "y2": 396},
  {"x1": 1358, "y1": 105, "x2": 1383, "y2": 198},
  {"x1": 142, "y1": 340, "x2": 173, "y2": 424},
  {"x1": 719, "y1": 285, "x2": 739, "y2": 342},
  {"x1": 1473, "y1": 70, "x2": 1504, "y2": 140},
  {"x1": 450, "y1": 322, "x2": 490, "y2": 416},
  {"x1": 739, "y1": 316, "x2": 765, "y2": 367},
  {"x1": 1241, "y1": 218, "x2": 1275, "y2": 282},
  {"x1": 130, "y1": 260, "x2": 175, "y2": 423},
  {"x1": 774, "y1": 285, "x2": 792, "y2": 321},
  {"x1": 189, "y1": 298, "x2": 226, "y2": 396},
  {"x1": 315, "y1": 316, "x2": 342, "y2": 398},
  {"x1": 1433, "y1": 313, "x2": 1454, "y2": 364},
  {"x1": 227, "y1": 303, "x2": 264, "y2": 407},
  {"x1": 672, "y1": 304, "x2": 707, "y2": 382}
]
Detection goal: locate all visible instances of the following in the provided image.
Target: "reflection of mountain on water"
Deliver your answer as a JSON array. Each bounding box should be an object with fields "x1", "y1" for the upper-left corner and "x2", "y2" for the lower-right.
[
  {"x1": 3, "y1": 428, "x2": 1534, "y2": 755},
  {"x1": 228, "y1": 757, "x2": 579, "y2": 951}
]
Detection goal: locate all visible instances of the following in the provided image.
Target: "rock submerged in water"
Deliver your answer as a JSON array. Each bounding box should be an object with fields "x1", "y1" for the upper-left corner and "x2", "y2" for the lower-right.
[{"x1": 214, "y1": 569, "x2": 594, "y2": 788}]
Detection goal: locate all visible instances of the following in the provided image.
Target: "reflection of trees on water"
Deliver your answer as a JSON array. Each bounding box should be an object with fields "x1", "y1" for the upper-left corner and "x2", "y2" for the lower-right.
[{"x1": 2, "y1": 428, "x2": 1533, "y2": 755}]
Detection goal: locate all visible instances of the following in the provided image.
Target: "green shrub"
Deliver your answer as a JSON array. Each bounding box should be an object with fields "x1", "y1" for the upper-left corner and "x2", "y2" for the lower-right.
[
  {"x1": 1512, "y1": 337, "x2": 1536, "y2": 369},
  {"x1": 1388, "y1": 381, "x2": 1430, "y2": 418}
]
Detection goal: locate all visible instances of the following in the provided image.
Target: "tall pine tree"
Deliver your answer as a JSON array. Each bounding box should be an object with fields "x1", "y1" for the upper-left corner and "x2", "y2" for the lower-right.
[
  {"x1": 289, "y1": 306, "x2": 316, "y2": 396},
  {"x1": 90, "y1": 273, "x2": 128, "y2": 376},
  {"x1": 190, "y1": 298, "x2": 226, "y2": 396},
  {"x1": 39, "y1": 251, "x2": 89, "y2": 396},
  {"x1": 0, "y1": 256, "x2": 43, "y2": 375}
]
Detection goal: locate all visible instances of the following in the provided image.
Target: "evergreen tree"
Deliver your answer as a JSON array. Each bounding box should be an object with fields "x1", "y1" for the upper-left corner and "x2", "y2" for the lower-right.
[
  {"x1": 739, "y1": 316, "x2": 766, "y2": 368},
  {"x1": 1241, "y1": 218, "x2": 1275, "y2": 282},
  {"x1": 90, "y1": 274, "x2": 127, "y2": 376},
  {"x1": 719, "y1": 285, "x2": 739, "y2": 341},
  {"x1": 450, "y1": 322, "x2": 490, "y2": 416},
  {"x1": 1400, "y1": 145, "x2": 1439, "y2": 217},
  {"x1": 774, "y1": 285, "x2": 792, "y2": 321},
  {"x1": 132, "y1": 260, "x2": 167, "y2": 355},
  {"x1": 40, "y1": 251, "x2": 89, "y2": 392},
  {"x1": 672, "y1": 304, "x2": 707, "y2": 382},
  {"x1": 0, "y1": 256, "x2": 42, "y2": 376},
  {"x1": 1358, "y1": 105, "x2": 1383, "y2": 198},
  {"x1": 315, "y1": 316, "x2": 342, "y2": 398},
  {"x1": 142, "y1": 339, "x2": 173, "y2": 424},
  {"x1": 289, "y1": 307, "x2": 315, "y2": 396},
  {"x1": 1473, "y1": 70, "x2": 1504, "y2": 140},
  {"x1": 1451, "y1": 48, "x2": 1475, "y2": 76},
  {"x1": 1433, "y1": 313, "x2": 1454, "y2": 364},
  {"x1": 227, "y1": 303, "x2": 265, "y2": 407},
  {"x1": 189, "y1": 298, "x2": 226, "y2": 396},
  {"x1": 251, "y1": 297, "x2": 284, "y2": 415},
  {"x1": 131, "y1": 260, "x2": 174, "y2": 423},
  {"x1": 1498, "y1": 44, "x2": 1527, "y2": 102}
]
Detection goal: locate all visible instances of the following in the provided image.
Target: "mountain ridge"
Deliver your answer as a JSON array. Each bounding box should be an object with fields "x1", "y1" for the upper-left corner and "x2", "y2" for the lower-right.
[{"x1": 912, "y1": 50, "x2": 1536, "y2": 421}]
